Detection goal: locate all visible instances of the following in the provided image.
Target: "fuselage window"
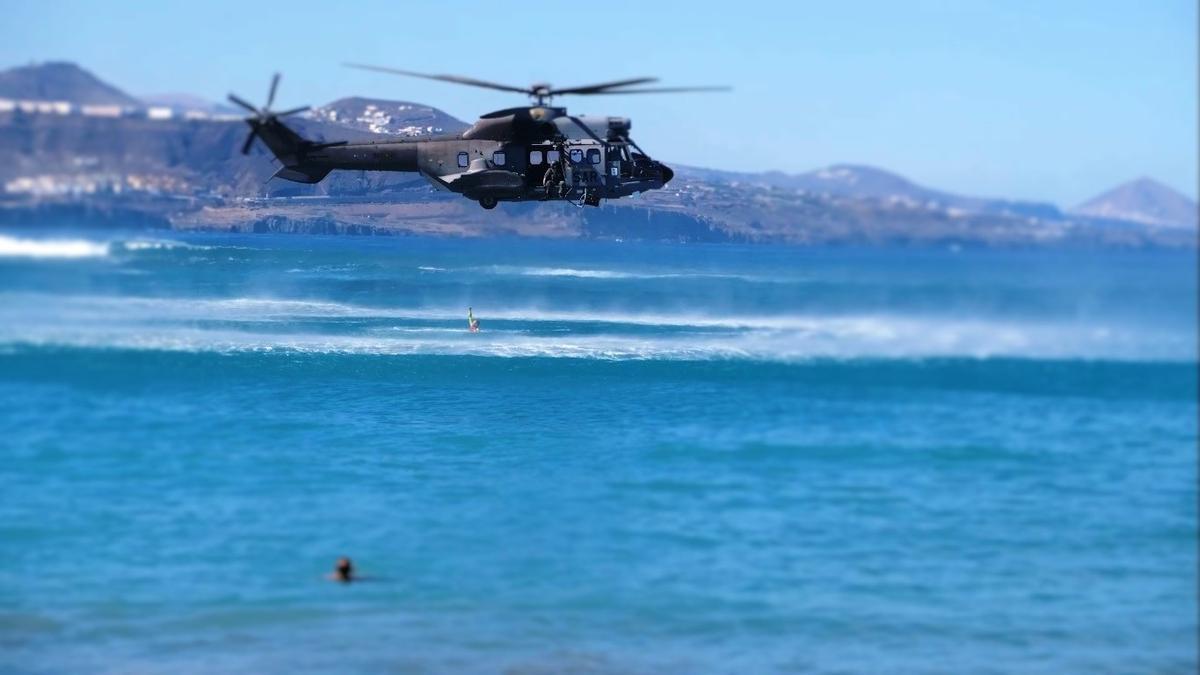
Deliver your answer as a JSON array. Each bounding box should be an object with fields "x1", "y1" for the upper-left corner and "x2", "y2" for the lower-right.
[
  {"x1": 457, "y1": 152, "x2": 469, "y2": 168},
  {"x1": 569, "y1": 148, "x2": 584, "y2": 163},
  {"x1": 547, "y1": 150, "x2": 561, "y2": 163},
  {"x1": 529, "y1": 150, "x2": 543, "y2": 165},
  {"x1": 587, "y1": 149, "x2": 602, "y2": 165},
  {"x1": 493, "y1": 151, "x2": 506, "y2": 166}
]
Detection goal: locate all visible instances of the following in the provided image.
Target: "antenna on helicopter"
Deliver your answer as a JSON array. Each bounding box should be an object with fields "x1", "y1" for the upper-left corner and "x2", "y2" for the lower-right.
[{"x1": 342, "y1": 63, "x2": 729, "y2": 106}]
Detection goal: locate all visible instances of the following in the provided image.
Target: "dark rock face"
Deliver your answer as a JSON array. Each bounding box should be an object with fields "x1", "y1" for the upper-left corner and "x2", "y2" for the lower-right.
[{"x1": 250, "y1": 215, "x2": 353, "y2": 235}]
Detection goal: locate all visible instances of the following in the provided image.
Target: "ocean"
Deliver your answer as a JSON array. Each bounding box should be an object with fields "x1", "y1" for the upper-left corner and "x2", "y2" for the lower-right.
[{"x1": 0, "y1": 231, "x2": 1195, "y2": 674}]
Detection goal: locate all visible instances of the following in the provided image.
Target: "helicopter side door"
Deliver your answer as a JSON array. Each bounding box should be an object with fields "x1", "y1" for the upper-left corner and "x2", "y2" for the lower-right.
[
  {"x1": 526, "y1": 144, "x2": 564, "y2": 194},
  {"x1": 564, "y1": 143, "x2": 605, "y2": 193}
]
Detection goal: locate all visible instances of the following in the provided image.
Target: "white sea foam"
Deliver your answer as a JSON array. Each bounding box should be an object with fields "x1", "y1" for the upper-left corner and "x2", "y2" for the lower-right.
[
  {"x1": 119, "y1": 239, "x2": 210, "y2": 252},
  {"x1": 476, "y1": 265, "x2": 763, "y2": 281},
  {"x1": 0, "y1": 292, "x2": 1191, "y2": 362},
  {"x1": 502, "y1": 266, "x2": 644, "y2": 279},
  {"x1": 0, "y1": 235, "x2": 110, "y2": 259},
  {"x1": 0, "y1": 325, "x2": 1185, "y2": 362},
  {"x1": 0, "y1": 235, "x2": 220, "y2": 260}
]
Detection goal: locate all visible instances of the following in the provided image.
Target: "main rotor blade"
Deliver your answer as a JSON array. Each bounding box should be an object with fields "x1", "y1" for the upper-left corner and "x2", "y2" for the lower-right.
[
  {"x1": 276, "y1": 105, "x2": 310, "y2": 117},
  {"x1": 343, "y1": 63, "x2": 532, "y2": 95},
  {"x1": 227, "y1": 94, "x2": 259, "y2": 113},
  {"x1": 548, "y1": 77, "x2": 659, "y2": 96},
  {"x1": 240, "y1": 131, "x2": 257, "y2": 155},
  {"x1": 579, "y1": 86, "x2": 732, "y2": 95},
  {"x1": 266, "y1": 73, "x2": 280, "y2": 109}
]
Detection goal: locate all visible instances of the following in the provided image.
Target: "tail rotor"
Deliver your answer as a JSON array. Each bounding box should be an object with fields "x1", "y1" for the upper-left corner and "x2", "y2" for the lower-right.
[{"x1": 228, "y1": 74, "x2": 309, "y2": 155}]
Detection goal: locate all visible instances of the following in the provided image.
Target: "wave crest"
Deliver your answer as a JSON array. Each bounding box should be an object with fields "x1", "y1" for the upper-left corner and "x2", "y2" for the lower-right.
[
  {"x1": 0, "y1": 293, "x2": 1192, "y2": 363},
  {"x1": 0, "y1": 235, "x2": 110, "y2": 259}
]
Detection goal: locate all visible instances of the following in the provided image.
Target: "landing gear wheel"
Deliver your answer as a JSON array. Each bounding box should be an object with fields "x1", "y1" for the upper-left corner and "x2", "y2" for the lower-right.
[{"x1": 478, "y1": 196, "x2": 498, "y2": 210}]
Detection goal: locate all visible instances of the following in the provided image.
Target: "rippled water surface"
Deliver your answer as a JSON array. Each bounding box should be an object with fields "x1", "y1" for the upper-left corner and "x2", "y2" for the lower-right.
[{"x1": 0, "y1": 231, "x2": 1195, "y2": 673}]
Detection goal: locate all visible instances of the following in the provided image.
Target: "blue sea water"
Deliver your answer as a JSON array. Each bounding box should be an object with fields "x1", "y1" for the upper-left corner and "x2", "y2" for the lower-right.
[{"x1": 0, "y1": 231, "x2": 1195, "y2": 674}]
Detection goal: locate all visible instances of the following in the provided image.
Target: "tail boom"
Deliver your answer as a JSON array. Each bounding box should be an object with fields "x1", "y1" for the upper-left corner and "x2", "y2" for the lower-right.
[{"x1": 246, "y1": 118, "x2": 419, "y2": 184}]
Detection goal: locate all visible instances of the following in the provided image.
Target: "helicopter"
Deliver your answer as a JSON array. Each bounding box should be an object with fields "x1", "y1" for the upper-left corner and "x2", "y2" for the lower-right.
[{"x1": 227, "y1": 65, "x2": 727, "y2": 209}]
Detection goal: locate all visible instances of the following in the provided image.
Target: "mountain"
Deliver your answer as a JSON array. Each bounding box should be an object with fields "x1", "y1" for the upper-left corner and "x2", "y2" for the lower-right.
[
  {"x1": 1073, "y1": 178, "x2": 1197, "y2": 229},
  {"x1": 675, "y1": 163, "x2": 1061, "y2": 220},
  {"x1": 0, "y1": 62, "x2": 140, "y2": 106},
  {"x1": 308, "y1": 97, "x2": 468, "y2": 137},
  {"x1": 0, "y1": 60, "x2": 1193, "y2": 247}
]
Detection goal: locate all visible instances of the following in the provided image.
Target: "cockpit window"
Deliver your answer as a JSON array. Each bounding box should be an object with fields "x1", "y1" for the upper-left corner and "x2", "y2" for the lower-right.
[
  {"x1": 529, "y1": 150, "x2": 543, "y2": 165},
  {"x1": 569, "y1": 149, "x2": 583, "y2": 163},
  {"x1": 492, "y1": 151, "x2": 506, "y2": 166},
  {"x1": 587, "y1": 149, "x2": 602, "y2": 165},
  {"x1": 457, "y1": 152, "x2": 469, "y2": 168},
  {"x1": 547, "y1": 150, "x2": 561, "y2": 163}
]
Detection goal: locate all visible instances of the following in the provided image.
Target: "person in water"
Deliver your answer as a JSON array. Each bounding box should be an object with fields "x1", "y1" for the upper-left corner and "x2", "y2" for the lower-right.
[
  {"x1": 468, "y1": 307, "x2": 480, "y2": 332},
  {"x1": 328, "y1": 556, "x2": 355, "y2": 583}
]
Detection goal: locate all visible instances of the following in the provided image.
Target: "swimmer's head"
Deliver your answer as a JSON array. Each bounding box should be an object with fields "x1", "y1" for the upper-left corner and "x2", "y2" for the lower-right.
[{"x1": 334, "y1": 557, "x2": 353, "y2": 582}]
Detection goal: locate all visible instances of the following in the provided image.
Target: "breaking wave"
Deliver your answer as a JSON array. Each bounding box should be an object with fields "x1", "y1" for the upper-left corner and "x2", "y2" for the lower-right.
[
  {"x1": 0, "y1": 235, "x2": 110, "y2": 259},
  {"x1": 0, "y1": 293, "x2": 1191, "y2": 363},
  {"x1": 0, "y1": 235, "x2": 217, "y2": 260},
  {"x1": 118, "y1": 239, "x2": 211, "y2": 252},
  {"x1": 475, "y1": 265, "x2": 763, "y2": 281}
]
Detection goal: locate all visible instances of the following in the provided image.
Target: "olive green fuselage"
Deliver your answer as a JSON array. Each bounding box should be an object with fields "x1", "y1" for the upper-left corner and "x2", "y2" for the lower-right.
[{"x1": 251, "y1": 106, "x2": 673, "y2": 209}]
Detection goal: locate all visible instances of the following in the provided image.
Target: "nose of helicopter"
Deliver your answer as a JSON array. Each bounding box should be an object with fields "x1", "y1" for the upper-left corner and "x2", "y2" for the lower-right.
[{"x1": 658, "y1": 162, "x2": 674, "y2": 184}]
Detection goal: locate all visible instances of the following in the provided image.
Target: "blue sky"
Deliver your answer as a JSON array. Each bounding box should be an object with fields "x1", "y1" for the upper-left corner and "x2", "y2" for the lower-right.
[{"x1": 0, "y1": 0, "x2": 1195, "y2": 204}]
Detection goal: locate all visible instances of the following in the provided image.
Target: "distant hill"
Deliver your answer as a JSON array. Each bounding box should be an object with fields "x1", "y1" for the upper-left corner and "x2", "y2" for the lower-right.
[
  {"x1": 676, "y1": 163, "x2": 1062, "y2": 220},
  {"x1": 0, "y1": 60, "x2": 1194, "y2": 247},
  {"x1": 0, "y1": 62, "x2": 140, "y2": 106},
  {"x1": 1073, "y1": 178, "x2": 1197, "y2": 229},
  {"x1": 308, "y1": 97, "x2": 467, "y2": 137}
]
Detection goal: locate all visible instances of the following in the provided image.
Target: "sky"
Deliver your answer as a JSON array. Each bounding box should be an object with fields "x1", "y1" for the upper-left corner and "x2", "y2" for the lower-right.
[{"x1": 0, "y1": 0, "x2": 1195, "y2": 205}]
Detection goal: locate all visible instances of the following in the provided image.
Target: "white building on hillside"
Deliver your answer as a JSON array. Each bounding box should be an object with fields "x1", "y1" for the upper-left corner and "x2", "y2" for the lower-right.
[{"x1": 81, "y1": 104, "x2": 124, "y2": 117}]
